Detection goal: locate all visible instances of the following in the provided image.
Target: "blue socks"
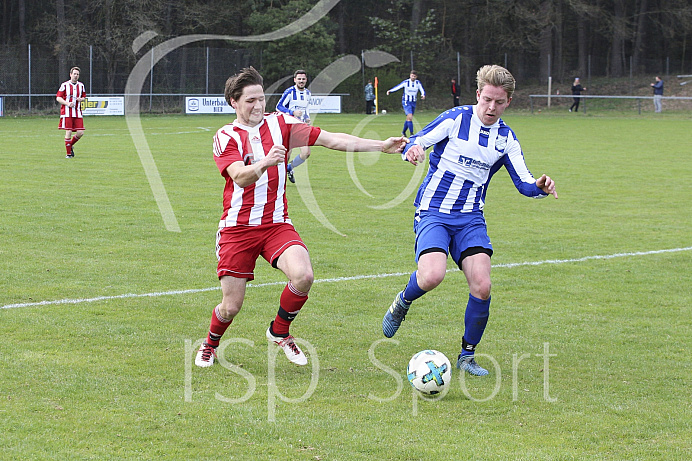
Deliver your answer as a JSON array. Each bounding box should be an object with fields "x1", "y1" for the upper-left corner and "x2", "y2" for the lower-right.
[
  {"x1": 405, "y1": 121, "x2": 414, "y2": 135},
  {"x1": 401, "y1": 271, "x2": 426, "y2": 305},
  {"x1": 460, "y1": 294, "x2": 491, "y2": 357},
  {"x1": 400, "y1": 273, "x2": 491, "y2": 357},
  {"x1": 402, "y1": 121, "x2": 414, "y2": 136}
]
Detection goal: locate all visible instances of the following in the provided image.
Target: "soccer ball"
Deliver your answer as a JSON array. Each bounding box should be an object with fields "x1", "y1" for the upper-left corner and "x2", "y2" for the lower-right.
[
  {"x1": 381, "y1": 109, "x2": 387, "y2": 114},
  {"x1": 407, "y1": 350, "x2": 452, "y2": 395}
]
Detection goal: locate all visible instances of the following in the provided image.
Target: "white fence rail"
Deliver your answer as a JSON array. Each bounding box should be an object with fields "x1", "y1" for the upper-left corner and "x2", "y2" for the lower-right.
[{"x1": 529, "y1": 94, "x2": 692, "y2": 114}]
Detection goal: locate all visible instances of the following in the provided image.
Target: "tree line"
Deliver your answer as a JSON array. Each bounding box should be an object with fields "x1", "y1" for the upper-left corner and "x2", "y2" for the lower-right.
[{"x1": 2, "y1": 0, "x2": 691, "y2": 93}]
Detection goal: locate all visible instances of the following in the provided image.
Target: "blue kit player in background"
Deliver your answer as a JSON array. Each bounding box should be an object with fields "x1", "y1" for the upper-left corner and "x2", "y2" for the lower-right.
[
  {"x1": 387, "y1": 70, "x2": 426, "y2": 137},
  {"x1": 382, "y1": 65, "x2": 558, "y2": 376},
  {"x1": 276, "y1": 69, "x2": 312, "y2": 183}
]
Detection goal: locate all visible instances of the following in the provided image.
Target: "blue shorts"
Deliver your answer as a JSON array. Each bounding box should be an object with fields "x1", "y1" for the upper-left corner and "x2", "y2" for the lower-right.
[
  {"x1": 403, "y1": 100, "x2": 416, "y2": 115},
  {"x1": 413, "y1": 211, "x2": 493, "y2": 268}
]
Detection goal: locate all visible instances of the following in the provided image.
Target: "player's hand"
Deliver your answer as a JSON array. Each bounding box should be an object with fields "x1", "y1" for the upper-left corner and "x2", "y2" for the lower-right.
[
  {"x1": 421, "y1": 95, "x2": 426, "y2": 100},
  {"x1": 536, "y1": 174, "x2": 558, "y2": 199},
  {"x1": 263, "y1": 145, "x2": 287, "y2": 167},
  {"x1": 405, "y1": 144, "x2": 425, "y2": 166},
  {"x1": 381, "y1": 136, "x2": 409, "y2": 154},
  {"x1": 294, "y1": 110, "x2": 304, "y2": 120},
  {"x1": 386, "y1": 91, "x2": 390, "y2": 95}
]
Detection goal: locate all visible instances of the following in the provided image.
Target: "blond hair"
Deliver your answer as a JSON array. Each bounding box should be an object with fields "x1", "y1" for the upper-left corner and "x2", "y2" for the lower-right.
[{"x1": 476, "y1": 65, "x2": 515, "y2": 99}]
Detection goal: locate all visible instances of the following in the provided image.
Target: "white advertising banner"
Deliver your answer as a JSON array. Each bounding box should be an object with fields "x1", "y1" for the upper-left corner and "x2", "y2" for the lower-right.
[
  {"x1": 185, "y1": 97, "x2": 235, "y2": 114},
  {"x1": 308, "y1": 95, "x2": 341, "y2": 113},
  {"x1": 81, "y1": 97, "x2": 124, "y2": 116},
  {"x1": 185, "y1": 95, "x2": 342, "y2": 114}
]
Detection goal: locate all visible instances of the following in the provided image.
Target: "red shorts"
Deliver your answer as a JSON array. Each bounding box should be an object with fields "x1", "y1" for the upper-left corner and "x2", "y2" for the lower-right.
[
  {"x1": 59, "y1": 116, "x2": 85, "y2": 131},
  {"x1": 216, "y1": 222, "x2": 307, "y2": 280}
]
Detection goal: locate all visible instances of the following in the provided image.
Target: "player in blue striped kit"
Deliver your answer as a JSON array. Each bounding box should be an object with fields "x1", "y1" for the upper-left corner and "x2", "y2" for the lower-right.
[
  {"x1": 382, "y1": 65, "x2": 558, "y2": 376},
  {"x1": 276, "y1": 69, "x2": 312, "y2": 183},
  {"x1": 387, "y1": 70, "x2": 426, "y2": 137}
]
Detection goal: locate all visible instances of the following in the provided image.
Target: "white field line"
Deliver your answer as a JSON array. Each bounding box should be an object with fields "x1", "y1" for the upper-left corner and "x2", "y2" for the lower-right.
[{"x1": 2, "y1": 246, "x2": 690, "y2": 310}]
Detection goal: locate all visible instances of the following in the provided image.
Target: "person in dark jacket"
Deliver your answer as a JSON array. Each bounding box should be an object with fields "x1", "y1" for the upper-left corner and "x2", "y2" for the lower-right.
[
  {"x1": 569, "y1": 78, "x2": 586, "y2": 112},
  {"x1": 650, "y1": 76, "x2": 663, "y2": 113}
]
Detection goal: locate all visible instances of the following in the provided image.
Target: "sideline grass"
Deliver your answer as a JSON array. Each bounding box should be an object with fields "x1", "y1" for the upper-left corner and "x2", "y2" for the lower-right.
[{"x1": 1, "y1": 112, "x2": 691, "y2": 459}]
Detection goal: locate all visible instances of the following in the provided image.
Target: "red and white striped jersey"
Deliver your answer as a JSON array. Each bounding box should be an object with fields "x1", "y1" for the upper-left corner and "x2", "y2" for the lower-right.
[
  {"x1": 213, "y1": 112, "x2": 321, "y2": 227},
  {"x1": 57, "y1": 80, "x2": 86, "y2": 118}
]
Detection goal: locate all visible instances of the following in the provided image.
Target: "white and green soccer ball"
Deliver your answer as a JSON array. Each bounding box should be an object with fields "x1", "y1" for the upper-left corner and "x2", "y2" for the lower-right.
[
  {"x1": 407, "y1": 349, "x2": 451, "y2": 395},
  {"x1": 381, "y1": 109, "x2": 387, "y2": 114}
]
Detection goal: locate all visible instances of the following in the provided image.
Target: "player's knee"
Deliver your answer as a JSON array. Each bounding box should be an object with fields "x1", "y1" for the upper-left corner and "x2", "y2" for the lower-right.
[
  {"x1": 471, "y1": 279, "x2": 492, "y2": 300},
  {"x1": 292, "y1": 268, "x2": 314, "y2": 292},
  {"x1": 417, "y1": 267, "x2": 446, "y2": 291},
  {"x1": 218, "y1": 300, "x2": 241, "y2": 319}
]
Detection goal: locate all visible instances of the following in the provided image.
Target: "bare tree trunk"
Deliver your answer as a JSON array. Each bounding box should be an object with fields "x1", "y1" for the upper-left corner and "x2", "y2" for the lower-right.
[
  {"x1": 18, "y1": 0, "x2": 26, "y2": 48},
  {"x1": 179, "y1": 46, "x2": 188, "y2": 94},
  {"x1": 463, "y1": 8, "x2": 472, "y2": 93},
  {"x1": 104, "y1": 0, "x2": 116, "y2": 93},
  {"x1": 577, "y1": 15, "x2": 587, "y2": 77},
  {"x1": 610, "y1": 0, "x2": 626, "y2": 77},
  {"x1": 56, "y1": 0, "x2": 67, "y2": 79},
  {"x1": 539, "y1": 1, "x2": 553, "y2": 83},
  {"x1": 19, "y1": 0, "x2": 28, "y2": 77},
  {"x1": 632, "y1": 0, "x2": 648, "y2": 74},
  {"x1": 411, "y1": 0, "x2": 423, "y2": 34},
  {"x1": 555, "y1": 0, "x2": 564, "y2": 82},
  {"x1": 338, "y1": 0, "x2": 346, "y2": 55},
  {"x1": 3, "y1": 0, "x2": 14, "y2": 45}
]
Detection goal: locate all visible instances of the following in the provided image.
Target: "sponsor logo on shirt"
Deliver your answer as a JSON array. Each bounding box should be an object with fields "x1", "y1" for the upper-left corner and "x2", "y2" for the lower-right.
[{"x1": 457, "y1": 155, "x2": 491, "y2": 170}]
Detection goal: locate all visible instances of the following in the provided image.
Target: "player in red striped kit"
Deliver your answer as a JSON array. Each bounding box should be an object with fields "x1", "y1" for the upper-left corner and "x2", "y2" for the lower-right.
[
  {"x1": 195, "y1": 67, "x2": 407, "y2": 367},
  {"x1": 56, "y1": 67, "x2": 86, "y2": 158}
]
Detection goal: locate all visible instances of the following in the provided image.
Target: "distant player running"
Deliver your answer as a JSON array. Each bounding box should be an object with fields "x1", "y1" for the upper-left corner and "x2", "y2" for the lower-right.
[
  {"x1": 387, "y1": 70, "x2": 426, "y2": 137},
  {"x1": 382, "y1": 65, "x2": 558, "y2": 376},
  {"x1": 276, "y1": 69, "x2": 311, "y2": 183},
  {"x1": 56, "y1": 67, "x2": 86, "y2": 158}
]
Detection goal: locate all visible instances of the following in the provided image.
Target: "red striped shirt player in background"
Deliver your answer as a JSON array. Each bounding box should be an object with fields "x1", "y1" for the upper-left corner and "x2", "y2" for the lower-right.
[
  {"x1": 195, "y1": 67, "x2": 408, "y2": 368},
  {"x1": 56, "y1": 66, "x2": 86, "y2": 158}
]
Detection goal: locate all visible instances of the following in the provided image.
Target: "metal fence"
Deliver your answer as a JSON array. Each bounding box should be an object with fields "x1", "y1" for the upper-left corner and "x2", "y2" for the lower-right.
[
  {"x1": 0, "y1": 42, "x2": 689, "y2": 115},
  {"x1": 529, "y1": 94, "x2": 692, "y2": 114},
  {"x1": 0, "y1": 44, "x2": 257, "y2": 114}
]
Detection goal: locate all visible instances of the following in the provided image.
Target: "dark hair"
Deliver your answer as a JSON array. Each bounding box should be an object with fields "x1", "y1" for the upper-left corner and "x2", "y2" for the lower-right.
[
  {"x1": 294, "y1": 69, "x2": 307, "y2": 79},
  {"x1": 224, "y1": 66, "x2": 264, "y2": 105},
  {"x1": 70, "y1": 66, "x2": 80, "y2": 74},
  {"x1": 410, "y1": 70, "x2": 418, "y2": 76}
]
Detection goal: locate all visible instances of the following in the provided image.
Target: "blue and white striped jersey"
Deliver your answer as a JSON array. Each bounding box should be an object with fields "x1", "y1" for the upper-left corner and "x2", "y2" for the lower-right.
[
  {"x1": 276, "y1": 85, "x2": 311, "y2": 122},
  {"x1": 404, "y1": 105, "x2": 547, "y2": 215},
  {"x1": 388, "y1": 79, "x2": 425, "y2": 103}
]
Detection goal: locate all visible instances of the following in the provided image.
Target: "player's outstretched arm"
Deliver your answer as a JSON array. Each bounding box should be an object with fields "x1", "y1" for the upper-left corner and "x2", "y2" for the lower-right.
[
  {"x1": 536, "y1": 174, "x2": 558, "y2": 199},
  {"x1": 315, "y1": 130, "x2": 408, "y2": 154}
]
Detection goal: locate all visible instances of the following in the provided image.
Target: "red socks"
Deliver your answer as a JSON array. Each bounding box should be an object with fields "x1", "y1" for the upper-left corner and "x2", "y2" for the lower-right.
[
  {"x1": 271, "y1": 282, "x2": 309, "y2": 336},
  {"x1": 205, "y1": 282, "x2": 309, "y2": 345},
  {"x1": 205, "y1": 306, "x2": 233, "y2": 347}
]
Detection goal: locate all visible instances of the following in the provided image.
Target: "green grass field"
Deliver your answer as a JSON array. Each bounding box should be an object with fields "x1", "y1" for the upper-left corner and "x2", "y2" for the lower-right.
[{"x1": 1, "y1": 110, "x2": 691, "y2": 460}]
